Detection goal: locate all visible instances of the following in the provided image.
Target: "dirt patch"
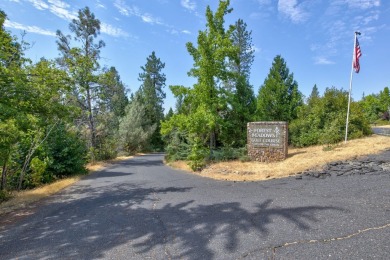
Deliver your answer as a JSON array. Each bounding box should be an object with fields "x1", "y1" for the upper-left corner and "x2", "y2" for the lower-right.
[{"x1": 171, "y1": 135, "x2": 390, "y2": 182}]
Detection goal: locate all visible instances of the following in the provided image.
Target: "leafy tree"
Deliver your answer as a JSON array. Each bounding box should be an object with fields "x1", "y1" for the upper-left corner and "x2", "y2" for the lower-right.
[
  {"x1": 56, "y1": 6, "x2": 105, "y2": 160},
  {"x1": 256, "y1": 55, "x2": 303, "y2": 122},
  {"x1": 15, "y1": 59, "x2": 72, "y2": 190},
  {"x1": 118, "y1": 95, "x2": 156, "y2": 154},
  {"x1": 378, "y1": 86, "x2": 390, "y2": 120},
  {"x1": 0, "y1": 10, "x2": 26, "y2": 189},
  {"x1": 290, "y1": 87, "x2": 371, "y2": 147},
  {"x1": 44, "y1": 123, "x2": 87, "y2": 178},
  {"x1": 162, "y1": 0, "x2": 238, "y2": 169},
  {"x1": 185, "y1": 0, "x2": 236, "y2": 150},
  {"x1": 360, "y1": 94, "x2": 381, "y2": 123},
  {"x1": 137, "y1": 51, "x2": 166, "y2": 149}
]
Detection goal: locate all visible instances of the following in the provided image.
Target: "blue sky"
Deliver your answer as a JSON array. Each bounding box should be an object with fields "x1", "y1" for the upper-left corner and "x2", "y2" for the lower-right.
[{"x1": 1, "y1": 0, "x2": 389, "y2": 112}]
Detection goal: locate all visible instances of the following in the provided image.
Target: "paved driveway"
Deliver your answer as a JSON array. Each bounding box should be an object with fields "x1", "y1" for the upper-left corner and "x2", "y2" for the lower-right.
[{"x1": 1, "y1": 153, "x2": 389, "y2": 259}]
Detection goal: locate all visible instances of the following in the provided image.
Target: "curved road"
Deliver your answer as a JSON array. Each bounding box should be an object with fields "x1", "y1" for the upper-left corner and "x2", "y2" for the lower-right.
[{"x1": 1, "y1": 153, "x2": 389, "y2": 259}]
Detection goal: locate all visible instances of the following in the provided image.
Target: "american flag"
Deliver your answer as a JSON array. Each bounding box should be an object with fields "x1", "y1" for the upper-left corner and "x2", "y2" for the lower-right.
[{"x1": 353, "y1": 37, "x2": 362, "y2": 73}]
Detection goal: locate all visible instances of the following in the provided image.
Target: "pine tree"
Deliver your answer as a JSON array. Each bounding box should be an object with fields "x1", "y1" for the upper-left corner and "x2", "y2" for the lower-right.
[
  {"x1": 138, "y1": 51, "x2": 166, "y2": 149},
  {"x1": 56, "y1": 6, "x2": 105, "y2": 159},
  {"x1": 256, "y1": 55, "x2": 302, "y2": 122},
  {"x1": 222, "y1": 19, "x2": 256, "y2": 146},
  {"x1": 307, "y1": 84, "x2": 320, "y2": 107}
]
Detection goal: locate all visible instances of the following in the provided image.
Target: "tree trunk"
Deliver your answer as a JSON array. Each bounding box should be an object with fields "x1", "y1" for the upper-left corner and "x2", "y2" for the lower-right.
[
  {"x1": 1, "y1": 161, "x2": 7, "y2": 190},
  {"x1": 209, "y1": 130, "x2": 216, "y2": 156},
  {"x1": 86, "y1": 85, "x2": 96, "y2": 161}
]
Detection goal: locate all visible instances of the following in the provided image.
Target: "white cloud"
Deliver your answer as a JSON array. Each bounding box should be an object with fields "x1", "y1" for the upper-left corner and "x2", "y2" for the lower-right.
[
  {"x1": 314, "y1": 56, "x2": 335, "y2": 65},
  {"x1": 113, "y1": 1, "x2": 163, "y2": 25},
  {"x1": 181, "y1": 0, "x2": 196, "y2": 11},
  {"x1": 4, "y1": 19, "x2": 56, "y2": 36},
  {"x1": 100, "y1": 22, "x2": 128, "y2": 37},
  {"x1": 114, "y1": 0, "x2": 130, "y2": 16},
  {"x1": 26, "y1": 0, "x2": 76, "y2": 21},
  {"x1": 181, "y1": 30, "x2": 191, "y2": 35},
  {"x1": 49, "y1": 5, "x2": 76, "y2": 20},
  {"x1": 337, "y1": 0, "x2": 380, "y2": 9},
  {"x1": 141, "y1": 13, "x2": 162, "y2": 25},
  {"x1": 277, "y1": 0, "x2": 309, "y2": 23},
  {"x1": 28, "y1": 0, "x2": 48, "y2": 10},
  {"x1": 47, "y1": 0, "x2": 69, "y2": 9}
]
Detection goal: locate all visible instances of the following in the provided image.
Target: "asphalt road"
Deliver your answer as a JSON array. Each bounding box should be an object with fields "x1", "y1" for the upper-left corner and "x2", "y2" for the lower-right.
[{"x1": 0, "y1": 153, "x2": 389, "y2": 259}]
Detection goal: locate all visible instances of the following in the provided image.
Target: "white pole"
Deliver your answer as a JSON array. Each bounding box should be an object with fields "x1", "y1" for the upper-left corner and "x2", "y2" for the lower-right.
[{"x1": 345, "y1": 32, "x2": 358, "y2": 143}]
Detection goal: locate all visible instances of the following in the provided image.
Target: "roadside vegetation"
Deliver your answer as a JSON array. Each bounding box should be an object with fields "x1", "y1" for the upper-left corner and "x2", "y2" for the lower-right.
[{"x1": 1, "y1": 1, "x2": 390, "y2": 204}]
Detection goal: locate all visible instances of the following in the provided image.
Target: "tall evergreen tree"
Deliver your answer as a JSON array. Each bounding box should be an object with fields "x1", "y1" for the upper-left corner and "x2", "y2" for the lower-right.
[
  {"x1": 137, "y1": 51, "x2": 166, "y2": 149},
  {"x1": 256, "y1": 55, "x2": 302, "y2": 122},
  {"x1": 223, "y1": 19, "x2": 256, "y2": 146},
  {"x1": 95, "y1": 66, "x2": 128, "y2": 159},
  {"x1": 98, "y1": 66, "x2": 128, "y2": 118},
  {"x1": 56, "y1": 6, "x2": 105, "y2": 159},
  {"x1": 307, "y1": 84, "x2": 320, "y2": 107}
]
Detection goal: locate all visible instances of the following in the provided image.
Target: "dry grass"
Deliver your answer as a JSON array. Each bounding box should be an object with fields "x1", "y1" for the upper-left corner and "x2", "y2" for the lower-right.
[
  {"x1": 0, "y1": 177, "x2": 80, "y2": 215},
  {"x1": 166, "y1": 160, "x2": 194, "y2": 172},
  {"x1": 0, "y1": 155, "x2": 138, "y2": 215},
  {"x1": 85, "y1": 155, "x2": 137, "y2": 171},
  {"x1": 173, "y1": 135, "x2": 390, "y2": 182}
]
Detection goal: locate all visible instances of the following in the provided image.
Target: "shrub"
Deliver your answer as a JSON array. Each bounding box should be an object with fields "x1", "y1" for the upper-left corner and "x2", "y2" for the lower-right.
[{"x1": 290, "y1": 87, "x2": 371, "y2": 147}]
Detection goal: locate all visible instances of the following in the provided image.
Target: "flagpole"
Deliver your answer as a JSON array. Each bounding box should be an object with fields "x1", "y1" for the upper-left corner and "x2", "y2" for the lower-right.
[{"x1": 345, "y1": 31, "x2": 360, "y2": 143}]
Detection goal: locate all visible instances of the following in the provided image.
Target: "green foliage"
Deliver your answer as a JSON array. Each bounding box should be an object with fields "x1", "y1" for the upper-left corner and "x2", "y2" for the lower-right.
[
  {"x1": 290, "y1": 87, "x2": 371, "y2": 147},
  {"x1": 137, "y1": 51, "x2": 166, "y2": 149},
  {"x1": 162, "y1": 0, "x2": 240, "y2": 167},
  {"x1": 45, "y1": 123, "x2": 88, "y2": 178},
  {"x1": 256, "y1": 55, "x2": 303, "y2": 122},
  {"x1": 56, "y1": 6, "x2": 105, "y2": 156},
  {"x1": 118, "y1": 96, "x2": 157, "y2": 154},
  {"x1": 98, "y1": 66, "x2": 128, "y2": 118},
  {"x1": 0, "y1": 190, "x2": 12, "y2": 203},
  {"x1": 221, "y1": 19, "x2": 256, "y2": 147},
  {"x1": 210, "y1": 146, "x2": 247, "y2": 162},
  {"x1": 187, "y1": 137, "x2": 208, "y2": 171},
  {"x1": 163, "y1": 129, "x2": 190, "y2": 161},
  {"x1": 359, "y1": 86, "x2": 390, "y2": 123},
  {"x1": 30, "y1": 157, "x2": 49, "y2": 187}
]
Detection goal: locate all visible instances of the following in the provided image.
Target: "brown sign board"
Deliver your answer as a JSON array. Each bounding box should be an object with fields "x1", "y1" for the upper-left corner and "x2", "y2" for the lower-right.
[{"x1": 247, "y1": 122, "x2": 288, "y2": 162}]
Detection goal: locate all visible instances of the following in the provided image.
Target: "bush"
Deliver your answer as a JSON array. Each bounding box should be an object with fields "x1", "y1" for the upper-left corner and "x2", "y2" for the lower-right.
[
  {"x1": 187, "y1": 138, "x2": 208, "y2": 171},
  {"x1": 45, "y1": 124, "x2": 88, "y2": 178},
  {"x1": 30, "y1": 157, "x2": 50, "y2": 186},
  {"x1": 0, "y1": 190, "x2": 12, "y2": 203},
  {"x1": 290, "y1": 87, "x2": 372, "y2": 147},
  {"x1": 210, "y1": 147, "x2": 247, "y2": 162}
]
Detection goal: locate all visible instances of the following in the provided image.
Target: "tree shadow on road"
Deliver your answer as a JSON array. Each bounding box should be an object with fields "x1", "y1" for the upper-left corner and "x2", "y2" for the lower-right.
[{"x1": 0, "y1": 182, "x2": 344, "y2": 259}]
